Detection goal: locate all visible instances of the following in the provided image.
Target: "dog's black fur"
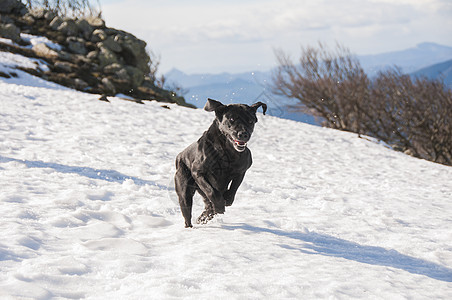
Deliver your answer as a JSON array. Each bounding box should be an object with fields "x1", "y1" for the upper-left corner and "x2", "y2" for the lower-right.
[{"x1": 175, "y1": 98, "x2": 267, "y2": 227}]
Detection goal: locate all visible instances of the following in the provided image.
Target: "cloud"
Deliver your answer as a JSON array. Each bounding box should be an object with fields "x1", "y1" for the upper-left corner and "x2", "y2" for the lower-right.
[
  {"x1": 101, "y1": 0, "x2": 452, "y2": 72},
  {"x1": 102, "y1": 0, "x2": 448, "y2": 44}
]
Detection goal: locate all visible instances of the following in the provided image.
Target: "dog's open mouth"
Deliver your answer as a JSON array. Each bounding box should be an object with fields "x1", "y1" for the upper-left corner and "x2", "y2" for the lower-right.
[{"x1": 233, "y1": 139, "x2": 247, "y2": 152}]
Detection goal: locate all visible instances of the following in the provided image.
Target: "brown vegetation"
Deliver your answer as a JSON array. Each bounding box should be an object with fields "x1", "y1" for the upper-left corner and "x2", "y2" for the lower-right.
[
  {"x1": 272, "y1": 43, "x2": 452, "y2": 166},
  {"x1": 24, "y1": 0, "x2": 101, "y2": 17}
]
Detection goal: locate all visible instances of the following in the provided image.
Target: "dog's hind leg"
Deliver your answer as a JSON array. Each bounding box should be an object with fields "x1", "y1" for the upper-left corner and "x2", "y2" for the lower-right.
[
  {"x1": 196, "y1": 189, "x2": 215, "y2": 224},
  {"x1": 175, "y1": 161, "x2": 196, "y2": 228}
]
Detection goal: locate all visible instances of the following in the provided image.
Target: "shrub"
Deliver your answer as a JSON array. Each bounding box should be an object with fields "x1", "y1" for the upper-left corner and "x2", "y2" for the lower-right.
[
  {"x1": 23, "y1": 0, "x2": 101, "y2": 17},
  {"x1": 272, "y1": 43, "x2": 452, "y2": 166}
]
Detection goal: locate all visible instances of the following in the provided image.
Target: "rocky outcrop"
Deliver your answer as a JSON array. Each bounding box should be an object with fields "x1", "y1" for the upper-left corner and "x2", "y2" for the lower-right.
[{"x1": 0, "y1": 1, "x2": 193, "y2": 107}]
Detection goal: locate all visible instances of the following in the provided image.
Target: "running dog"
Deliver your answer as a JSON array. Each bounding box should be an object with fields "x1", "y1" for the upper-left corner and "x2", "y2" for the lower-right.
[{"x1": 175, "y1": 98, "x2": 266, "y2": 227}]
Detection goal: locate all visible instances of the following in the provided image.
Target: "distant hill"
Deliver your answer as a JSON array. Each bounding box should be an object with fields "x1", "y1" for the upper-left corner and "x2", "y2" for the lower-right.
[
  {"x1": 359, "y1": 42, "x2": 452, "y2": 77},
  {"x1": 165, "y1": 68, "x2": 270, "y2": 88},
  {"x1": 165, "y1": 68, "x2": 319, "y2": 125},
  {"x1": 165, "y1": 42, "x2": 452, "y2": 125},
  {"x1": 410, "y1": 59, "x2": 452, "y2": 88}
]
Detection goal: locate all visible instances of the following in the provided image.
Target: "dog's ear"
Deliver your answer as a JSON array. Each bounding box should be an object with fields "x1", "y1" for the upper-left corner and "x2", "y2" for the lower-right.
[
  {"x1": 250, "y1": 102, "x2": 267, "y2": 115},
  {"x1": 204, "y1": 98, "x2": 224, "y2": 112},
  {"x1": 205, "y1": 98, "x2": 228, "y2": 120}
]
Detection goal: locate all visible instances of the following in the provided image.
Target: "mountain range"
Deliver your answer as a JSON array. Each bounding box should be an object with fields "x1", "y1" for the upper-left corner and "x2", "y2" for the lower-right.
[
  {"x1": 359, "y1": 42, "x2": 452, "y2": 76},
  {"x1": 410, "y1": 59, "x2": 452, "y2": 87},
  {"x1": 165, "y1": 42, "x2": 452, "y2": 124}
]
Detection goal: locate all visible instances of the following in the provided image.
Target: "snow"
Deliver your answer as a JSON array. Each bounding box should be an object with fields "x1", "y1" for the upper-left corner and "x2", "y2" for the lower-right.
[
  {"x1": 1, "y1": 54, "x2": 452, "y2": 299},
  {"x1": 20, "y1": 33, "x2": 63, "y2": 51},
  {"x1": 0, "y1": 33, "x2": 63, "y2": 51},
  {"x1": 0, "y1": 33, "x2": 61, "y2": 78},
  {"x1": 0, "y1": 51, "x2": 45, "y2": 70},
  {"x1": 0, "y1": 51, "x2": 61, "y2": 90}
]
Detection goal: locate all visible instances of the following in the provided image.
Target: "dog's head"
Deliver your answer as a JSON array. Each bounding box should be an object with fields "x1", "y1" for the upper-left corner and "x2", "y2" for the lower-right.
[{"x1": 204, "y1": 98, "x2": 267, "y2": 152}]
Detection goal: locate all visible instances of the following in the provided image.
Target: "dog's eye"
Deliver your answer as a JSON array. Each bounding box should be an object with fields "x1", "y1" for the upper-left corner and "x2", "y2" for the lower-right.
[{"x1": 229, "y1": 117, "x2": 235, "y2": 122}]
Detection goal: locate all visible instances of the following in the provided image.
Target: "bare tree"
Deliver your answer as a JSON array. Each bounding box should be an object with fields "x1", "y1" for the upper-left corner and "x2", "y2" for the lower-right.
[
  {"x1": 24, "y1": 0, "x2": 101, "y2": 17},
  {"x1": 272, "y1": 43, "x2": 452, "y2": 166},
  {"x1": 373, "y1": 70, "x2": 452, "y2": 164},
  {"x1": 272, "y1": 43, "x2": 369, "y2": 132}
]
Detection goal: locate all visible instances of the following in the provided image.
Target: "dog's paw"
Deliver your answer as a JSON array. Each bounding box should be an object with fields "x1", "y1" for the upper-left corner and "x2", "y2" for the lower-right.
[{"x1": 196, "y1": 210, "x2": 215, "y2": 224}]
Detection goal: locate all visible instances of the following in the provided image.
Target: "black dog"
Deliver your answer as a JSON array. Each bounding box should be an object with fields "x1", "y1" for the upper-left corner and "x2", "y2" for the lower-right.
[{"x1": 175, "y1": 98, "x2": 267, "y2": 227}]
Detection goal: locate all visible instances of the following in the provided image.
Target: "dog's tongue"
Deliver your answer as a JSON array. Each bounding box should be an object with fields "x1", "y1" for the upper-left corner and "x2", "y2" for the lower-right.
[{"x1": 234, "y1": 140, "x2": 246, "y2": 146}]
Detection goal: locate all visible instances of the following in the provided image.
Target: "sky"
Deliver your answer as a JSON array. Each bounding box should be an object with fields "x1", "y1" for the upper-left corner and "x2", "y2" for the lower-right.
[{"x1": 99, "y1": 0, "x2": 452, "y2": 74}]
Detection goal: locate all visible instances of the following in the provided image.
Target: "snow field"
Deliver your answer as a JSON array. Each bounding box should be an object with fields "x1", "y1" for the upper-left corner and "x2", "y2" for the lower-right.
[{"x1": 0, "y1": 76, "x2": 452, "y2": 299}]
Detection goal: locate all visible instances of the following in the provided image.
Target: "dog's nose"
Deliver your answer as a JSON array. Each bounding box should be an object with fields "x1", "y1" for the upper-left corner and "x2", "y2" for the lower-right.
[{"x1": 237, "y1": 131, "x2": 249, "y2": 141}]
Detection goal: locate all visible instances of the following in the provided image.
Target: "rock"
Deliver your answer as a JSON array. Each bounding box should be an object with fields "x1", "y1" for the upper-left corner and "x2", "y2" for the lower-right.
[
  {"x1": 66, "y1": 37, "x2": 87, "y2": 55},
  {"x1": 74, "y1": 78, "x2": 88, "y2": 90},
  {"x1": 32, "y1": 43, "x2": 59, "y2": 60},
  {"x1": 54, "y1": 61, "x2": 73, "y2": 73},
  {"x1": 101, "y1": 77, "x2": 116, "y2": 95},
  {"x1": 141, "y1": 76, "x2": 155, "y2": 88},
  {"x1": 87, "y1": 50, "x2": 98, "y2": 60},
  {"x1": 0, "y1": 15, "x2": 15, "y2": 24},
  {"x1": 99, "y1": 95, "x2": 110, "y2": 102},
  {"x1": 57, "y1": 20, "x2": 79, "y2": 36},
  {"x1": 72, "y1": 53, "x2": 90, "y2": 64},
  {"x1": 21, "y1": 14, "x2": 35, "y2": 25},
  {"x1": 104, "y1": 63, "x2": 131, "y2": 81},
  {"x1": 76, "y1": 19, "x2": 94, "y2": 40},
  {"x1": 99, "y1": 36, "x2": 121, "y2": 52},
  {"x1": 91, "y1": 29, "x2": 107, "y2": 42},
  {"x1": 0, "y1": 23, "x2": 21, "y2": 43},
  {"x1": 29, "y1": 8, "x2": 46, "y2": 19},
  {"x1": 103, "y1": 63, "x2": 122, "y2": 74},
  {"x1": 119, "y1": 34, "x2": 150, "y2": 73},
  {"x1": 98, "y1": 46, "x2": 120, "y2": 68},
  {"x1": 83, "y1": 16, "x2": 105, "y2": 28},
  {"x1": 0, "y1": 0, "x2": 16, "y2": 13},
  {"x1": 125, "y1": 65, "x2": 145, "y2": 87},
  {"x1": 0, "y1": 0, "x2": 26, "y2": 14},
  {"x1": 404, "y1": 148, "x2": 414, "y2": 156},
  {"x1": 0, "y1": 70, "x2": 12, "y2": 78},
  {"x1": 49, "y1": 16, "x2": 63, "y2": 30},
  {"x1": 116, "y1": 68, "x2": 130, "y2": 81},
  {"x1": 88, "y1": 62, "x2": 100, "y2": 72},
  {"x1": 44, "y1": 11, "x2": 55, "y2": 21},
  {"x1": 57, "y1": 50, "x2": 73, "y2": 61},
  {"x1": 104, "y1": 28, "x2": 121, "y2": 35},
  {"x1": 122, "y1": 34, "x2": 147, "y2": 57}
]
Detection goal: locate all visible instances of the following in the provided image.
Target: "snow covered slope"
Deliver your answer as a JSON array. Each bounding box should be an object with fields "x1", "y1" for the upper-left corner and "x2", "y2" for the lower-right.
[{"x1": 1, "y1": 69, "x2": 452, "y2": 299}]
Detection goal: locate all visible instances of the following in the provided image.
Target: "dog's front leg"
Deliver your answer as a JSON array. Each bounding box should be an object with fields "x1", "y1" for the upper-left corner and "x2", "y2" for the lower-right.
[
  {"x1": 224, "y1": 172, "x2": 246, "y2": 206},
  {"x1": 196, "y1": 201, "x2": 215, "y2": 224},
  {"x1": 192, "y1": 170, "x2": 225, "y2": 214}
]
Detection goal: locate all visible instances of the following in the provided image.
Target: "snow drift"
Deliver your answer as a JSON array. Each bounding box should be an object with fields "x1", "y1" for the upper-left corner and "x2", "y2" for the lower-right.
[{"x1": 1, "y1": 54, "x2": 452, "y2": 299}]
